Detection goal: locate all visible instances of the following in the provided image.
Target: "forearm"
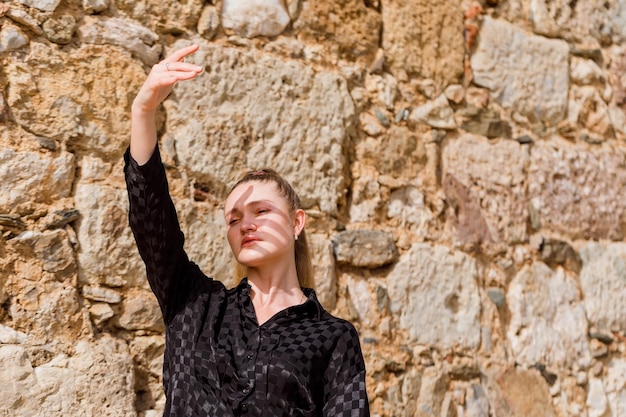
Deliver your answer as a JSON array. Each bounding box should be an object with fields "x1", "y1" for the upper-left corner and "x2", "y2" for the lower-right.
[{"x1": 130, "y1": 105, "x2": 158, "y2": 166}]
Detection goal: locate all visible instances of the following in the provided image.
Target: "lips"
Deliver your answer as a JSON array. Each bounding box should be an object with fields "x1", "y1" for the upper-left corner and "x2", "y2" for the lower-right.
[{"x1": 241, "y1": 235, "x2": 260, "y2": 247}]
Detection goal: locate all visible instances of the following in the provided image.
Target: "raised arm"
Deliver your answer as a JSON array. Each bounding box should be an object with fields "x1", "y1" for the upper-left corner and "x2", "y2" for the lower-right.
[{"x1": 131, "y1": 44, "x2": 204, "y2": 165}]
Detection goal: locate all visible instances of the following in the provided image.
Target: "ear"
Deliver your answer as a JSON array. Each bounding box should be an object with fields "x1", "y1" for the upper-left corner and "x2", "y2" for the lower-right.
[{"x1": 293, "y1": 208, "x2": 306, "y2": 237}]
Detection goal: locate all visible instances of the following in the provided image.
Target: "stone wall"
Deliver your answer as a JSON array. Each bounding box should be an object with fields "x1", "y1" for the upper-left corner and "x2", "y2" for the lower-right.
[{"x1": 1, "y1": 0, "x2": 626, "y2": 416}]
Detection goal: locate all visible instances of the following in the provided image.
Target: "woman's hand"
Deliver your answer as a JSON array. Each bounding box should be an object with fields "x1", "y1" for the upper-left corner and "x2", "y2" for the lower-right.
[
  {"x1": 132, "y1": 44, "x2": 204, "y2": 114},
  {"x1": 130, "y1": 44, "x2": 203, "y2": 164}
]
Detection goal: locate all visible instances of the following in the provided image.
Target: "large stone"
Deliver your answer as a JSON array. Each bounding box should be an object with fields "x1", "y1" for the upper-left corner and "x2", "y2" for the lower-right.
[
  {"x1": 579, "y1": 242, "x2": 626, "y2": 332},
  {"x1": 605, "y1": 359, "x2": 626, "y2": 417},
  {"x1": 77, "y1": 16, "x2": 161, "y2": 65},
  {"x1": 0, "y1": 24, "x2": 28, "y2": 53},
  {"x1": 42, "y1": 15, "x2": 76, "y2": 45},
  {"x1": 0, "y1": 149, "x2": 75, "y2": 214},
  {"x1": 11, "y1": 229, "x2": 76, "y2": 278},
  {"x1": 294, "y1": 0, "x2": 381, "y2": 63},
  {"x1": 471, "y1": 16, "x2": 569, "y2": 125},
  {"x1": 74, "y1": 183, "x2": 145, "y2": 287},
  {"x1": 442, "y1": 135, "x2": 528, "y2": 245},
  {"x1": 16, "y1": 0, "x2": 61, "y2": 12},
  {"x1": 222, "y1": 0, "x2": 290, "y2": 38},
  {"x1": 115, "y1": 288, "x2": 163, "y2": 332},
  {"x1": 308, "y1": 233, "x2": 337, "y2": 309},
  {"x1": 482, "y1": 366, "x2": 557, "y2": 417},
  {"x1": 528, "y1": 140, "x2": 626, "y2": 240},
  {"x1": 5, "y1": 43, "x2": 145, "y2": 156},
  {"x1": 0, "y1": 344, "x2": 131, "y2": 417},
  {"x1": 114, "y1": 0, "x2": 203, "y2": 34},
  {"x1": 70, "y1": 336, "x2": 136, "y2": 416},
  {"x1": 175, "y1": 199, "x2": 236, "y2": 289},
  {"x1": 507, "y1": 262, "x2": 590, "y2": 368},
  {"x1": 530, "y1": 0, "x2": 626, "y2": 44},
  {"x1": 332, "y1": 230, "x2": 398, "y2": 268},
  {"x1": 164, "y1": 41, "x2": 355, "y2": 215},
  {"x1": 387, "y1": 243, "x2": 481, "y2": 350},
  {"x1": 382, "y1": 0, "x2": 464, "y2": 89}
]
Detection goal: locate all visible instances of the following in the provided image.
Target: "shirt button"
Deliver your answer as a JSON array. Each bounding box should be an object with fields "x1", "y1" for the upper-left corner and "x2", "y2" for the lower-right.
[
  {"x1": 242, "y1": 388, "x2": 250, "y2": 395},
  {"x1": 241, "y1": 403, "x2": 248, "y2": 412}
]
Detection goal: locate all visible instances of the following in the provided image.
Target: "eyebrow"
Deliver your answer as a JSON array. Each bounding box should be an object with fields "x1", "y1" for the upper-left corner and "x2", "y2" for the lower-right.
[{"x1": 226, "y1": 199, "x2": 275, "y2": 216}]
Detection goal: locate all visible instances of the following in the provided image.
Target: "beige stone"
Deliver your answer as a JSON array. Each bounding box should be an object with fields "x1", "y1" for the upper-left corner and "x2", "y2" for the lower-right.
[{"x1": 382, "y1": 0, "x2": 464, "y2": 90}]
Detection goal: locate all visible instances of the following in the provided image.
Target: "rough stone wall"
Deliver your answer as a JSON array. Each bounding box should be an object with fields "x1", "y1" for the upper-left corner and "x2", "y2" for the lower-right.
[{"x1": 1, "y1": 0, "x2": 626, "y2": 416}]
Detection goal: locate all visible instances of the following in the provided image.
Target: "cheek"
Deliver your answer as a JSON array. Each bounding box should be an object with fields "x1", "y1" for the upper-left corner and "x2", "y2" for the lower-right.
[{"x1": 226, "y1": 228, "x2": 238, "y2": 251}]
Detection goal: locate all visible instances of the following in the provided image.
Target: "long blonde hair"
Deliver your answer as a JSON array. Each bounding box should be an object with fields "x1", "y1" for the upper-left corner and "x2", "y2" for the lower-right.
[{"x1": 229, "y1": 168, "x2": 315, "y2": 289}]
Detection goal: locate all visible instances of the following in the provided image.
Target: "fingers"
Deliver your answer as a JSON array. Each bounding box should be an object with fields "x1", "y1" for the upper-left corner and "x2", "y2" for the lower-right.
[
  {"x1": 160, "y1": 61, "x2": 204, "y2": 75},
  {"x1": 164, "y1": 44, "x2": 200, "y2": 64}
]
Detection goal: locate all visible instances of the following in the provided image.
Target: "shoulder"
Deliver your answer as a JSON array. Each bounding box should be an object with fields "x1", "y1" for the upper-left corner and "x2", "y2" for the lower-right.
[{"x1": 317, "y1": 310, "x2": 362, "y2": 346}]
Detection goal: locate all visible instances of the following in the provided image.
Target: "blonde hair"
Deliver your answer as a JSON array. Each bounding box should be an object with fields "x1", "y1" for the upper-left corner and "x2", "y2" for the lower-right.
[{"x1": 229, "y1": 168, "x2": 315, "y2": 289}]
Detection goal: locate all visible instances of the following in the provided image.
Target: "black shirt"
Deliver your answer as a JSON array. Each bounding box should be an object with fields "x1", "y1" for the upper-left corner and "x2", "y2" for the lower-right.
[{"x1": 124, "y1": 147, "x2": 370, "y2": 417}]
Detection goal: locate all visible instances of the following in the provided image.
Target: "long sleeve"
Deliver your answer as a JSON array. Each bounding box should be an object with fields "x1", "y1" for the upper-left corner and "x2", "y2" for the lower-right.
[
  {"x1": 124, "y1": 146, "x2": 198, "y2": 324},
  {"x1": 322, "y1": 323, "x2": 370, "y2": 417}
]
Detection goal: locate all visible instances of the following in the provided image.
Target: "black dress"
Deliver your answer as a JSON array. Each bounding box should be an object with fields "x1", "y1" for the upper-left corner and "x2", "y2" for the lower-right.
[{"x1": 124, "y1": 147, "x2": 370, "y2": 417}]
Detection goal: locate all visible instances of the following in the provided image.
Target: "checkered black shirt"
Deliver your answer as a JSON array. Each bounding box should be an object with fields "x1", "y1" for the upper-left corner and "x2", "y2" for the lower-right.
[{"x1": 124, "y1": 147, "x2": 370, "y2": 417}]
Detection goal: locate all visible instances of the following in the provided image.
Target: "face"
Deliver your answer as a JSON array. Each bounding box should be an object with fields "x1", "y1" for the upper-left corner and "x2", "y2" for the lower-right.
[{"x1": 224, "y1": 180, "x2": 305, "y2": 269}]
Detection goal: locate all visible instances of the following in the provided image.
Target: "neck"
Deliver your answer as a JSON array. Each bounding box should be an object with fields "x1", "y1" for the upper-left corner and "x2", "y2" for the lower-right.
[{"x1": 246, "y1": 262, "x2": 301, "y2": 306}]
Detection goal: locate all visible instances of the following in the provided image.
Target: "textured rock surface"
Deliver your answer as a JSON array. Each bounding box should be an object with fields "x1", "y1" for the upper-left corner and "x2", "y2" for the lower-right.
[
  {"x1": 3, "y1": 0, "x2": 626, "y2": 416},
  {"x1": 471, "y1": 16, "x2": 569, "y2": 125}
]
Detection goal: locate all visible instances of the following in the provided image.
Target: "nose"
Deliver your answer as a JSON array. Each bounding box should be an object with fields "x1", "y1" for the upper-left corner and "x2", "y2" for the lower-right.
[{"x1": 240, "y1": 214, "x2": 257, "y2": 233}]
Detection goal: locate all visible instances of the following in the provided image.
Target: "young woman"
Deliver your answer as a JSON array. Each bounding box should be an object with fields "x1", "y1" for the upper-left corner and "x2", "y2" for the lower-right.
[{"x1": 125, "y1": 44, "x2": 370, "y2": 417}]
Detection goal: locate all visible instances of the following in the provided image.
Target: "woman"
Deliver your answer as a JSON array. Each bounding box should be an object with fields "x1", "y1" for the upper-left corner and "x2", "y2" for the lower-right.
[{"x1": 125, "y1": 44, "x2": 370, "y2": 417}]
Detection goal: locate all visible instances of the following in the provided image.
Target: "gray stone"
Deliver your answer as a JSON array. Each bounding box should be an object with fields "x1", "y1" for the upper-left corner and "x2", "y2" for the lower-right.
[
  {"x1": 530, "y1": 0, "x2": 626, "y2": 44},
  {"x1": 89, "y1": 303, "x2": 114, "y2": 325},
  {"x1": 409, "y1": 94, "x2": 456, "y2": 130},
  {"x1": 13, "y1": 230, "x2": 76, "y2": 277},
  {"x1": 222, "y1": 0, "x2": 290, "y2": 38},
  {"x1": 387, "y1": 243, "x2": 481, "y2": 350},
  {"x1": 528, "y1": 140, "x2": 626, "y2": 240},
  {"x1": 507, "y1": 262, "x2": 590, "y2": 368},
  {"x1": 42, "y1": 15, "x2": 76, "y2": 45},
  {"x1": 459, "y1": 106, "x2": 512, "y2": 139},
  {"x1": 471, "y1": 16, "x2": 569, "y2": 125},
  {"x1": 579, "y1": 242, "x2": 626, "y2": 332},
  {"x1": 16, "y1": 0, "x2": 61, "y2": 12},
  {"x1": 6, "y1": 9, "x2": 43, "y2": 35},
  {"x1": 82, "y1": 285, "x2": 122, "y2": 304},
  {"x1": 82, "y1": 0, "x2": 109, "y2": 13},
  {"x1": 77, "y1": 16, "x2": 161, "y2": 65},
  {"x1": 165, "y1": 41, "x2": 354, "y2": 215},
  {"x1": 0, "y1": 24, "x2": 28, "y2": 53},
  {"x1": 332, "y1": 230, "x2": 398, "y2": 268},
  {"x1": 0, "y1": 149, "x2": 75, "y2": 213},
  {"x1": 486, "y1": 287, "x2": 505, "y2": 307}
]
